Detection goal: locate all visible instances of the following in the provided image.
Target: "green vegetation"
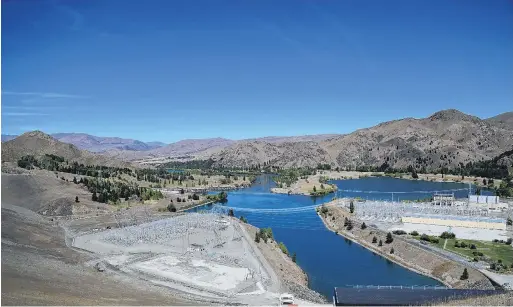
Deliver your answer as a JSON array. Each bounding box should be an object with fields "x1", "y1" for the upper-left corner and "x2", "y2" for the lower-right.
[
  {"x1": 18, "y1": 155, "x2": 133, "y2": 178},
  {"x1": 310, "y1": 184, "x2": 336, "y2": 196},
  {"x1": 78, "y1": 176, "x2": 163, "y2": 204},
  {"x1": 390, "y1": 248, "x2": 395, "y2": 254},
  {"x1": 409, "y1": 230, "x2": 419, "y2": 236},
  {"x1": 167, "y1": 202, "x2": 177, "y2": 212},
  {"x1": 278, "y1": 242, "x2": 289, "y2": 255},
  {"x1": 440, "y1": 231, "x2": 456, "y2": 239},
  {"x1": 385, "y1": 232, "x2": 394, "y2": 244},
  {"x1": 239, "y1": 216, "x2": 248, "y2": 223},
  {"x1": 424, "y1": 238, "x2": 513, "y2": 272},
  {"x1": 419, "y1": 233, "x2": 440, "y2": 244},
  {"x1": 410, "y1": 166, "x2": 419, "y2": 179},
  {"x1": 257, "y1": 228, "x2": 274, "y2": 243},
  {"x1": 274, "y1": 168, "x2": 315, "y2": 187},
  {"x1": 349, "y1": 200, "x2": 355, "y2": 213},
  {"x1": 392, "y1": 230, "x2": 407, "y2": 235},
  {"x1": 378, "y1": 240, "x2": 383, "y2": 247},
  {"x1": 460, "y1": 268, "x2": 469, "y2": 280},
  {"x1": 206, "y1": 191, "x2": 228, "y2": 203},
  {"x1": 292, "y1": 252, "x2": 297, "y2": 263},
  {"x1": 361, "y1": 222, "x2": 367, "y2": 230},
  {"x1": 317, "y1": 163, "x2": 332, "y2": 170},
  {"x1": 372, "y1": 236, "x2": 377, "y2": 243}
]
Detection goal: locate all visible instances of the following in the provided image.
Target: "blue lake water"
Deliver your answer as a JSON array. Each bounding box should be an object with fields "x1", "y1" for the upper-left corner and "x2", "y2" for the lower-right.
[{"x1": 189, "y1": 175, "x2": 492, "y2": 298}]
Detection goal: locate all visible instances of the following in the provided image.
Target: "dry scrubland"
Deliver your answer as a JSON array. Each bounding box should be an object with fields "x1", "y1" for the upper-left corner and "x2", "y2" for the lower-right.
[
  {"x1": 317, "y1": 201, "x2": 494, "y2": 290},
  {"x1": 1, "y1": 195, "x2": 190, "y2": 305},
  {"x1": 437, "y1": 291, "x2": 513, "y2": 306},
  {"x1": 1, "y1": 165, "x2": 322, "y2": 305}
]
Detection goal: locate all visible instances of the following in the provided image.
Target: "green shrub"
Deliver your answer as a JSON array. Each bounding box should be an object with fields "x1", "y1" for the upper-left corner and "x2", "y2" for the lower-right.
[
  {"x1": 278, "y1": 242, "x2": 289, "y2": 255},
  {"x1": 440, "y1": 231, "x2": 456, "y2": 239},
  {"x1": 167, "y1": 203, "x2": 177, "y2": 212},
  {"x1": 392, "y1": 230, "x2": 406, "y2": 235}
]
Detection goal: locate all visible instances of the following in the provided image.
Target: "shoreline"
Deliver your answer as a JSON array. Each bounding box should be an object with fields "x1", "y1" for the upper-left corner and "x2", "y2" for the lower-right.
[
  {"x1": 273, "y1": 170, "x2": 500, "y2": 198},
  {"x1": 315, "y1": 200, "x2": 495, "y2": 290},
  {"x1": 316, "y1": 209, "x2": 450, "y2": 288}
]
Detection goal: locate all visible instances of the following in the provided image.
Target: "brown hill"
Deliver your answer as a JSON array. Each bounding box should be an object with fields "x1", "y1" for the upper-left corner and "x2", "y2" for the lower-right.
[
  {"x1": 209, "y1": 140, "x2": 333, "y2": 169},
  {"x1": 486, "y1": 111, "x2": 513, "y2": 130},
  {"x1": 1, "y1": 131, "x2": 130, "y2": 168},
  {"x1": 208, "y1": 109, "x2": 513, "y2": 170}
]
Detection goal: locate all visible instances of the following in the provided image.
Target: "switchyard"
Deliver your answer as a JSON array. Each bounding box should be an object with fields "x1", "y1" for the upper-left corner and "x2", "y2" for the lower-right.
[{"x1": 71, "y1": 211, "x2": 286, "y2": 304}]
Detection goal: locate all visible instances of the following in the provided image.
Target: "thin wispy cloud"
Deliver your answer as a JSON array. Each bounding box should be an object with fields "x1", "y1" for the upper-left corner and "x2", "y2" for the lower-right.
[
  {"x1": 2, "y1": 91, "x2": 88, "y2": 99},
  {"x1": 3, "y1": 112, "x2": 50, "y2": 117},
  {"x1": 3, "y1": 105, "x2": 65, "y2": 111}
]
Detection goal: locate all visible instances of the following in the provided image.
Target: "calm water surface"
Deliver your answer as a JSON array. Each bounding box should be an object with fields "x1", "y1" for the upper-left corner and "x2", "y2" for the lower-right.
[{"x1": 189, "y1": 175, "x2": 490, "y2": 298}]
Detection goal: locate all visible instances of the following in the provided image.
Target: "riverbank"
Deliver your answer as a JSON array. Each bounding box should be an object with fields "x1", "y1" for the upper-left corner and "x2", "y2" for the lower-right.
[
  {"x1": 243, "y1": 224, "x2": 327, "y2": 304},
  {"x1": 316, "y1": 200, "x2": 494, "y2": 290},
  {"x1": 280, "y1": 170, "x2": 501, "y2": 196}
]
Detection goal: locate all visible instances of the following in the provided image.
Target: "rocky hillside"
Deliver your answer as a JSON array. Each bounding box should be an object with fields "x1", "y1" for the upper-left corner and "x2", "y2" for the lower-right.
[
  {"x1": 486, "y1": 111, "x2": 513, "y2": 130},
  {"x1": 151, "y1": 137, "x2": 235, "y2": 157},
  {"x1": 1, "y1": 131, "x2": 131, "y2": 168},
  {"x1": 2, "y1": 133, "x2": 166, "y2": 152},
  {"x1": 207, "y1": 110, "x2": 513, "y2": 170}
]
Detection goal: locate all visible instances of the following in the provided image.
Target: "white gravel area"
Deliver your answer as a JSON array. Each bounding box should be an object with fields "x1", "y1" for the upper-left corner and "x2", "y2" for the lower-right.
[
  {"x1": 389, "y1": 223, "x2": 510, "y2": 241},
  {"x1": 71, "y1": 213, "x2": 282, "y2": 305}
]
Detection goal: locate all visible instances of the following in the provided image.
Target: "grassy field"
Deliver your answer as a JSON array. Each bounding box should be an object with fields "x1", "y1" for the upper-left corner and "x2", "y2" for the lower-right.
[{"x1": 426, "y1": 237, "x2": 513, "y2": 271}]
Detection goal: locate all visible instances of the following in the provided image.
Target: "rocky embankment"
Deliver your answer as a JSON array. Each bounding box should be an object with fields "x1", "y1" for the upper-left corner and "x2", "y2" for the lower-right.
[
  {"x1": 243, "y1": 224, "x2": 328, "y2": 304},
  {"x1": 317, "y1": 200, "x2": 494, "y2": 290}
]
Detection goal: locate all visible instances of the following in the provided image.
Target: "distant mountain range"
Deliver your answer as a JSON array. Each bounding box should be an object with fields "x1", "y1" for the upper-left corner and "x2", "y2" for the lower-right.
[
  {"x1": 1, "y1": 131, "x2": 130, "y2": 168},
  {"x1": 202, "y1": 109, "x2": 513, "y2": 170},
  {"x1": 2, "y1": 133, "x2": 166, "y2": 152},
  {"x1": 2, "y1": 110, "x2": 512, "y2": 171},
  {"x1": 1, "y1": 132, "x2": 338, "y2": 156}
]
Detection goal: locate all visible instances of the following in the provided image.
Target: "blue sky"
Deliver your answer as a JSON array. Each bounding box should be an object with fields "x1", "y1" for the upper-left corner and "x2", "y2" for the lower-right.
[{"x1": 2, "y1": 0, "x2": 512, "y2": 143}]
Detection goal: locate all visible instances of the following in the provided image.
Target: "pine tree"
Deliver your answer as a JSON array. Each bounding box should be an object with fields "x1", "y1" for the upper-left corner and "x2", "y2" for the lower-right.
[
  {"x1": 255, "y1": 233, "x2": 260, "y2": 243},
  {"x1": 75, "y1": 196, "x2": 79, "y2": 203},
  {"x1": 378, "y1": 240, "x2": 383, "y2": 247},
  {"x1": 361, "y1": 222, "x2": 367, "y2": 230},
  {"x1": 350, "y1": 200, "x2": 355, "y2": 214},
  {"x1": 390, "y1": 248, "x2": 394, "y2": 254},
  {"x1": 460, "y1": 268, "x2": 469, "y2": 280},
  {"x1": 372, "y1": 236, "x2": 377, "y2": 243},
  {"x1": 386, "y1": 232, "x2": 394, "y2": 244},
  {"x1": 92, "y1": 191, "x2": 98, "y2": 202},
  {"x1": 73, "y1": 177, "x2": 77, "y2": 184},
  {"x1": 292, "y1": 252, "x2": 297, "y2": 263}
]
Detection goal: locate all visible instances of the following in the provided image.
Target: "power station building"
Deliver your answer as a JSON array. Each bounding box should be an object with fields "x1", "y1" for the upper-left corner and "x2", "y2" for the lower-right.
[{"x1": 401, "y1": 214, "x2": 506, "y2": 230}]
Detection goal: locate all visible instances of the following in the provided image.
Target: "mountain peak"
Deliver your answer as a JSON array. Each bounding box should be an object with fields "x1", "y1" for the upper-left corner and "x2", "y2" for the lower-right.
[
  {"x1": 21, "y1": 130, "x2": 55, "y2": 140},
  {"x1": 428, "y1": 109, "x2": 479, "y2": 122}
]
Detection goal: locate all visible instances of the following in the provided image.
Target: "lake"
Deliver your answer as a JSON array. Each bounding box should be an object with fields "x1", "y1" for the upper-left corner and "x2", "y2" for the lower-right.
[{"x1": 188, "y1": 175, "x2": 490, "y2": 298}]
